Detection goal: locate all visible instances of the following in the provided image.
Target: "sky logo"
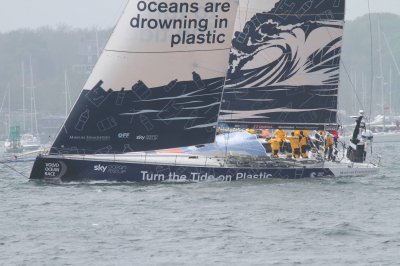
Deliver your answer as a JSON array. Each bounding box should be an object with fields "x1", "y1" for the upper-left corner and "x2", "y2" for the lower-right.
[
  {"x1": 94, "y1": 164, "x2": 108, "y2": 173},
  {"x1": 136, "y1": 135, "x2": 145, "y2": 140}
]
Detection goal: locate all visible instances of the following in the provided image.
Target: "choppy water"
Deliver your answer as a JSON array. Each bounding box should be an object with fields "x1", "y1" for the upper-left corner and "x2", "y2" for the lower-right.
[{"x1": 1, "y1": 142, "x2": 399, "y2": 266}]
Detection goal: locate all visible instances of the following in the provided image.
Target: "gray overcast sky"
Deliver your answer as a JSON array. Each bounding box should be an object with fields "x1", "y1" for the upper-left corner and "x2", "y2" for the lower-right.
[{"x1": 0, "y1": 0, "x2": 399, "y2": 32}]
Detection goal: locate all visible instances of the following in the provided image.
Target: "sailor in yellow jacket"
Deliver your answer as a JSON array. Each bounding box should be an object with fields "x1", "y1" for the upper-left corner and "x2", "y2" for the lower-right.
[
  {"x1": 325, "y1": 133, "x2": 334, "y2": 160},
  {"x1": 286, "y1": 132, "x2": 301, "y2": 159},
  {"x1": 293, "y1": 129, "x2": 301, "y2": 136},
  {"x1": 273, "y1": 128, "x2": 286, "y2": 152},
  {"x1": 268, "y1": 137, "x2": 280, "y2": 158},
  {"x1": 299, "y1": 131, "x2": 309, "y2": 158}
]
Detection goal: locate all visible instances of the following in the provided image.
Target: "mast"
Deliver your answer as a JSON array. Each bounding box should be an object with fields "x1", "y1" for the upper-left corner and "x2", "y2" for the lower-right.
[
  {"x1": 21, "y1": 62, "x2": 26, "y2": 132},
  {"x1": 95, "y1": 29, "x2": 100, "y2": 59},
  {"x1": 377, "y1": 18, "x2": 385, "y2": 129},
  {"x1": 64, "y1": 71, "x2": 72, "y2": 119},
  {"x1": 362, "y1": 71, "x2": 367, "y2": 112},
  {"x1": 29, "y1": 56, "x2": 39, "y2": 136},
  {"x1": 0, "y1": 90, "x2": 7, "y2": 138},
  {"x1": 8, "y1": 83, "x2": 11, "y2": 136},
  {"x1": 389, "y1": 66, "x2": 392, "y2": 118},
  {"x1": 354, "y1": 71, "x2": 358, "y2": 115}
]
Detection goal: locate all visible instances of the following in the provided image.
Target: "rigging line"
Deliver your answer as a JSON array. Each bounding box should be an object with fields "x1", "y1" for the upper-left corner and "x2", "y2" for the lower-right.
[
  {"x1": 324, "y1": 27, "x2": 364, "y2": 112},
  {"x1": 340, "y1": 61, "x2": 364, "y2": 111},
  {"x1": 221, "y1": 1, "x2": 253, "y2": 161},
  {"x1": 0, "y1": 161, "x2": 29, "y2": 179},
  {"x1": 215, "y1": 61, "x2": 230, "y2": 161},
  {"x1": 0, "y1": 90, "x2": 7, "y2": 113},
  {"x1": 368, "y1": 0, "x2": 374, "y2": 124},
  {"x1": 382, "y1": 31, "x2": 400, "y2": 76},
  {"x1": 326, "y1": 24, "x2": 364, "y2": 124},
  {"x1": 367, "y1": 0, "x2": 375, "y2": 155}
]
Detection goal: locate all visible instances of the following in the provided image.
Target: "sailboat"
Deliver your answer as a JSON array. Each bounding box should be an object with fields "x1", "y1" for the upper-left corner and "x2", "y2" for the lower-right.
[
  {"x1": 3, "y1": 84, "x2": 24, "y2": 154},
  {"x1": 4, "y1": 61, "x2": 42, "y2": 152},
  {"x1": 30, "y1": 0, "x2": 379, "y2": 182},
  {"x1": 20, "y1": 59, "x2": 41, "y2": 151}
]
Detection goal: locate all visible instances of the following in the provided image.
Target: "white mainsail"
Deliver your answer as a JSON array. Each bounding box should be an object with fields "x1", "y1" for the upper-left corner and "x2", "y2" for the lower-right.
[
  {"x1": 86, "y1": 0, "x2": 239, "y2": 89},
  {"x1": 51, "y1": 0, "x2": 239, "y2": 154}
]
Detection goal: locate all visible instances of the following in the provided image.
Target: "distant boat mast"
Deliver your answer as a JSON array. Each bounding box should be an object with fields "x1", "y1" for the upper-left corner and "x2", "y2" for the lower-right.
[
  {"x1": 21, "y1": 61, "x2": 26, "y2": 132},
  {"x1": 28, "y1": 56, "x2": 39, "y2": 136},
  {"x1": 64, "y1": 71, "x2": 72, "y2": 119}
]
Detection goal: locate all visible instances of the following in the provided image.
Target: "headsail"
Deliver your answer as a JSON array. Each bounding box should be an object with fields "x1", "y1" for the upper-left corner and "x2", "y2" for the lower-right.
[
  {"x1": 221, "y1": 0, "x2": 345, "y2": 129},
  {"x1": 51, "y1": 0, "x2": 238, "y2": 154}
]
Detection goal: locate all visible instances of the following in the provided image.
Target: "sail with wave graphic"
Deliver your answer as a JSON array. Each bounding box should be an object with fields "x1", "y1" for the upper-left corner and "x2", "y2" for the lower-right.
[{"x1": 221, "y1": 0, "x2": 345, "y2": 128}]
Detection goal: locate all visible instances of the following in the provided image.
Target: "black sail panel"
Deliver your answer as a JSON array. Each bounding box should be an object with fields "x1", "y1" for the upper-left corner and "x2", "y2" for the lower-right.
[{"x1": 221, "y1": 0, "x2": 345, "y2": 128}]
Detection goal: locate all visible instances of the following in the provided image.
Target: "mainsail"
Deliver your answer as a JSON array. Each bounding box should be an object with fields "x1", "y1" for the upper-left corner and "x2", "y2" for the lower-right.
[
  {"x1": 51, "y1": 0, "x2": 238, "y2": 154},
  {"x1": 220, "y1": 0, "x2": 345, "y2": 129}
]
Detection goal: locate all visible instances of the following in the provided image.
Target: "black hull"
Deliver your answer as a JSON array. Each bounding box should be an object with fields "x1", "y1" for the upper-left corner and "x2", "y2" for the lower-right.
[{"x1": 30, "y1": 156, "x2": 339, "y2": 182}]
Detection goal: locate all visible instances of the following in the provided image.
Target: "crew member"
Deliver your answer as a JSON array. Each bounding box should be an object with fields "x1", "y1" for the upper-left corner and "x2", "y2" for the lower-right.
[
  {"x1": 302, "y1": 129, "x2": 310, "y2": 151},
  {"x1": 273, "y1": 128, "x2": 286, "y2": 152},
  {"x1": 329, "y1": 130, "x2": 339, "y2": 148},
  {"x1": 314, "y1": 130, "x2": 324, "y2": 150},
  {"x1": 268, "y1": 137, "x2": 280, "y2": 158},
  {"x1": 286, "y1": 132, "x2": 301, "y2": 159},
  {"x1": 325, "y1": 133, "x2": 334, "y2": 160},
  {"x1": 299, "y1": 131, "x2": 308, "y2": 158},
  {"x1": 246, "y1": 129, "x2": 256, "y2": 134}
]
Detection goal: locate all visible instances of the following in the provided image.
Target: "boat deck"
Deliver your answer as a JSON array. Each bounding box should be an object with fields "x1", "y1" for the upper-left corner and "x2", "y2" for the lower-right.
[{"x1": 48, "y1": 152, "x2": 378, "y2": 170}]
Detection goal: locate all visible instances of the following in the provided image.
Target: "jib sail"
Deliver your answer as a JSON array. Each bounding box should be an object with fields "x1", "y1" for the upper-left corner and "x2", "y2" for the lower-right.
[{"x1": 220, "y1": 0, "x2": 345, "y2": 129}]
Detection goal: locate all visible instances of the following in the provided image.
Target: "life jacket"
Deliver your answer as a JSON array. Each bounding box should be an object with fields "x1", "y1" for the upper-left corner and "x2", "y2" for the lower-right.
[
  {"x1": 274, "y1": 129, "x2": 286, "y2": 141},
  {"x1": 268, "y1": 139, "x2": 280, "y2": 150},
  {"x1": 300, "y1": 135, "x2": 308, "y2": 146},
  {"x1": 325, "y1": 135, "x2": 333, "y2": 147},
  {"x1": 246, "y1": 129, "x2": 256, "y2": 134},
  {"x1": 287, "y1": 136, "x2": 300, "y2": 149}
]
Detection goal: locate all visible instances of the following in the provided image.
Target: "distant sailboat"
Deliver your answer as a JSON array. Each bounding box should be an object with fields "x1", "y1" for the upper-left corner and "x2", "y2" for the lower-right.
[
  {"x1": 365, "y1": 18, "x2": 400, "y2": 142},
  {"x1": 4, "y1": 84, "x2": 23, "y2": 154},
  {"x1": 30, "y1": 0, "x2": 379, "y2": 182},
  {"x1": 20, "y1": 58, "x2": 41, "y2": 151}
]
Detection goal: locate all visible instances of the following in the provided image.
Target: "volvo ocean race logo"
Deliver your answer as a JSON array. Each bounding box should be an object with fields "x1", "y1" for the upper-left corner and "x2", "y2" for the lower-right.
[{"x1": 44, "y1": 161, "x2": 67, "y2": 178}]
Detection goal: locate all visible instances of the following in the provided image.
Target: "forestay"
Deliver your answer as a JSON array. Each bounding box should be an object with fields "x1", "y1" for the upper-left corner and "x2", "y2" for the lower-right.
[
  {"x1": 220, "y1": 0, "x2": 345, "y2": 129},
  {"x1": 51, "y1": 0, "x2": 238, "y2": 154}
]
